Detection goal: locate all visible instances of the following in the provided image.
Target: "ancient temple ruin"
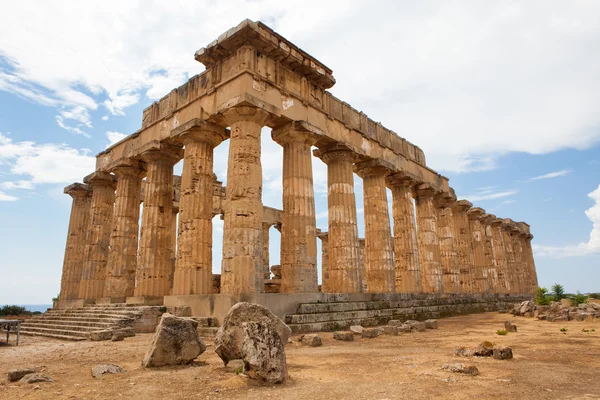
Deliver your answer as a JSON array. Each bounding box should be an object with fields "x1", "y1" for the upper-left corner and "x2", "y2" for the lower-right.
[{"x1": 56, "y1": 20, "x2": 537, "y2": 321}]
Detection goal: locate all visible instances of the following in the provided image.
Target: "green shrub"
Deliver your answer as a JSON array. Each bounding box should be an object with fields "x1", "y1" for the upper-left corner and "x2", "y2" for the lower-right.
[
  {"x1": 588, "y1": 293, "x2": 600, "y2": 300},
  {"x1": 560, "y1": 327, "x2": 568, "y2": 333},
  {"x1": 0, "y1": 305, "x2": 29, "y2": 316},
  {"x1": 535, "y1": 287, "x2": 551, "y2": 306},
  {"x1": 551, "y1": 284, "x2": 565, "y2": 301},
  {"x1": 51, "y1": 294, "x2": 60, "y2": 302},
  {"x1": 159, "y1": 306, "x2": 167, "y2": 313},
  {"x1": 571, "y1": 292, "x2": 589, "y2": 306},
  {"x1": 496, "y1": 329, "x2": 508, "y2": 336},
  {"x1": 234, "y1": 365, "x2": 244, "y2": 375}
]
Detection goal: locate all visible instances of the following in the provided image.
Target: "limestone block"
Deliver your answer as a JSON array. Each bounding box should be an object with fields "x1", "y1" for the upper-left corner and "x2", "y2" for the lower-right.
[
  {"x1": 20, "y1": 373, "x2": 55, "y2": 384},
  {"x1": 362, "y1": 328, "x2": 379, "y2": 338},
  {"x1": 8, "y1": 368, "x2": 37, "y2": 382},
  {"x1": 382, "y1": 326, "x2": 399, "y2": 336},
  {"x1": 493, "y1": 345, "x2": 513, "y2": 360},
  {"x1": 425, "y1": 319, "x2": 438, "y2": 329},
  {"x1": 441, "y1": 363, "x2": 479, "y2": 376},
  {"x1": 333, "y1": 332, "x2": 354, "y2": 341},
  {"x1": 299, "y1": 334, "x2": 322, "y2": 347},
  {"x1": 350, "y1": 325, "x2": 364, "y2": 334},
  {"x1": 89, "y1": 330, "x2": 113, "y2": 341},
  {"x1": 241, "y1": 321, "x2": 288, "y2": 383},
  {"x1": 91, "y1": 364, "x2": 126, "y2": 378}
]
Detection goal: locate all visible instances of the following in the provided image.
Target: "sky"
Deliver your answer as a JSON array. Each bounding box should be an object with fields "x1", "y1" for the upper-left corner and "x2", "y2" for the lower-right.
[{"x1": 0, "y1": 1, "x2": 599, "y2": 304}]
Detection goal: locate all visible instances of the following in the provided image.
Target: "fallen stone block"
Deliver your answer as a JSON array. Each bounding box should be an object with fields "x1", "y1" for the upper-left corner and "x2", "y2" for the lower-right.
[
  {"x1": 454, "y1": 347, "x2": 475, "y2": 357},
  {"x1": 362, "y1": 328, "x2": 379, "y2": 338},
  {"x1": 8, "y1": 368, "x2": 37, "y2": 382},
  {"x1": 111, "y1": 333, "x2": 125, "y2": 341},
  {"x1": 474, "y1": 341, "x2": 494, "y2": 357},
  {"x1": 441, "y1": 363, "x2": 480, "y2": 376},
  {"x1": 425, "y1": 319, "x2": 438, "y2": 329},
  {"x1": 215, "y1": 302, "x2": 291, "y2": 366},
  {"x1": 382, "y1": 326, "x2": 399, "y2": 336},
  {"x1": 143, "y1": 313, "x2": 206, "y2": 367},
  {"x1": 333, "y1": 332, "x2": 354, "y2": 341},
  {"x1": 241, "y1": 321, "x2": 287, "y2": 384},
  {"x1": 91, "y1": 364, "x2": 126, "y2": 378},
  {"x1": 388, "y1": 320, "x2": 403, "y2": 327},
  {"x1": 406, "y1": 321, "x2": 426, "y2": 332},
  {"x1": 350, "y1": 325, "x2": 364, "y2": 334},
  {"x1": 89, "y1": 330, "x2": 113, "y2": 341},
  {"x1": 504, "y1": 321, "x2": 517, "y2": 332},
  {"x1": 493, "y1": 345, "x2": 513, "y2": 360},
  {"x1": 20, "y1": 373, "x2": 55, "y2": 384},
  {"x1": 398, "y1": 324, "x2": 412, "y2": 333},
  {"x1": 299, "y1": 334, "x2": 322, "y2": 347}
]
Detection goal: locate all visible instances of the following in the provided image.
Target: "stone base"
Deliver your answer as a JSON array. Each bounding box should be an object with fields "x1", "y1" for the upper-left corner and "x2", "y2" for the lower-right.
[
  {"x1": 125, "y1": 296, "x2": 164, "y2": 306},
  {"x1": 55, "y1": 298, "x2": 95, "y2": 309},
  {"x1": 95, "y1": 296, "x2": 127, "y2": 304}
]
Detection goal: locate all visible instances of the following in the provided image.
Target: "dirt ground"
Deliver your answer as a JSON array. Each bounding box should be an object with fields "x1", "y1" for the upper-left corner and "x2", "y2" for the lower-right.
[{"x1": 1, "y1": 312, "x2": 599, "y2": 400}]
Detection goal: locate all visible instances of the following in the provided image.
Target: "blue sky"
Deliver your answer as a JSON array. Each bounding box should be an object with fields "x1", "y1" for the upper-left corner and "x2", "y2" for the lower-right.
[{"x1": 1, "y1": 1, "x2": 599, "y2": 304}]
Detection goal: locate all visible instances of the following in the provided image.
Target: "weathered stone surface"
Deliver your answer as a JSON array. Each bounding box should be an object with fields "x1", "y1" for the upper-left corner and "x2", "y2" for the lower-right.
[
  {"x1": 425, "y1": 319, "x2": 438, "y2": 329},
  {"x1": 441, "y1": 363, "x2": 480, "y2": 376},
  {"x1": 362, "y1": 328, "x2": 379, "y2": 338},
  {"x1": 333, "y1": 332, "x2": 354, "y2": 341},
  {"x1": 20, "y1": 373, "x2": 55, "y2": 384},
  {"x1": 382, "y1": 325, "x2": 399, "y2": 336},
  {"x1": 474, "y1": 341, "x2": 494, "y2": 357},
  {"x1": 91, "y1": 364, "x2": 126, "y2": 378},
  {"x1": 90, "y1": 330, "x2": 113, "y2": 341},
  {"x1": 415, "y1": 184, "x2": 443, "y2": 293},
  {"x1": 241, "y1": 321, "x2": 288, "y2": 383},
  {"x1": 111, "y1": 333, "x2": 125, "y2": 341},
  {"x1": 493, "y1": 345, "x2": 513, "y2": 360},
  {"x1": 406, "y1": 320, "x2": 426, "y2": 332},
  {"x1": 398, "y1": 324, "x2": 412, "y2": 333},
  {"x1": 143, "y1": 313, "x2": 206, "y2": 367},
  {"x1": 388, "y1": 320, "x2": 403, "y2": 327},
  {"x1": 350, "y1": 325, "x2": 364, "y2": 334},
  {"x1": 454, "y1": 347, "x2": 476, "y2": 357},
  {"x1": 299, "y1": 334, "x2": 322, "y2": 347},
  {"x1": 214, "y1": 302, "x2": 291, "y2": 365},
  {"x1": 8, "y1": 368, "x2": 37, "y2": 382},
  {"x1": 504, "y1": 321, "x2": 517, "y2": 332}
]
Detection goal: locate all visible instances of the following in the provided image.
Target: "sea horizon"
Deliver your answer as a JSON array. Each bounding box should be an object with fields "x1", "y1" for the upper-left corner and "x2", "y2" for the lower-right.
[{"x1": 1, "y1": 304, "x2": 52, "y2": 313}]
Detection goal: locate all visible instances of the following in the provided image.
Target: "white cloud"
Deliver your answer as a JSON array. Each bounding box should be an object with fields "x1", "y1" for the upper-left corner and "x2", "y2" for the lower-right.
[
  {"x1": 0, "y1": 191, "x2": 18, "y2": 201},
  {"x1": 0, "y1": 133, "x2": 95, "y2": 187},
  {"x1": 534, "y1": 184, "x2": 600, "y2": 258},
  {"x1": 463, "y1": 189, "x2": 518, "y2": 202},
  {"x1": 0, "y1": 180, "x2": 33, "y2": 190},
  {"x1": 527, "y1": 169, "x2": 572, "y2": 182},
  {"x1": 101, "y1": 116, "x2": 109, "y2": 121},
  {"x1": 106, "y1": 131, "x2": 128, "y2": 147},
  {"x1": 55, "y1": 115, "x2": 89, "y2": 137}
]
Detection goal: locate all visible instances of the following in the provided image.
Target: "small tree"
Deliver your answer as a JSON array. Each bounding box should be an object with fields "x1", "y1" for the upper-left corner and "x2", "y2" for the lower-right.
[
  {"x1": 535, "y1": 287, "x2": 550, "y2": 306},
  {"x1": 552, "y1": 284, "x2": 565, "y2": 301},
  {"x1": 571, "y1": 291, "x2": 588, "y2": 306}
]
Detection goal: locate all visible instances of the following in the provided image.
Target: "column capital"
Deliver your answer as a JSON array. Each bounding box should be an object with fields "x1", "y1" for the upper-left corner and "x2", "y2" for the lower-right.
[
  {"x1": 109, "y1": 158, "x2": 147, "y2": 178},
  {"x1": 385, "y1": 171, "x2": 419, "y2": 189},
  {"x1": 271, "y1": 121, "x2": 321, "y2": 146},
  {"x1": 354, "y1": 159, "x2": 394, "y2": 179},
  {"x1": 481, "y1": 213, "x2": 497, "y2": 225},
  {"x1": 64, "y1": 182, "x2": 92, "y2": 198},
  {"x1": 170, "y1": 118, "x2": 229, "y2": 147},
  {"x1": 434, "y1": 189, "x2": 457, "y2": 208},
  {"x1": 137, "y1": 141, "x2": 183, "y2": 164},
  {"x1": 466, "y1": 206, "x2": 485, "y2": 220},
  {"x1": 415, "y1": 183, "x2": 440, "y2": 199},
  {"x1": 314, "y1": 143, "x2": 356, "y2": 165},
  {"x1": 83, "y1": 171, "x2": 117, "y2": 189},
  {"x1": 222, "y1": 106, "x2": 270, "y2": 126},
  {"x1": 316, "y1": 229, "x2": 328, "y2": 240},
  {"x1": 452, "y1": 199, "x2": 473, "y2": 213},
  {"x1": 490, "y1": 217, "x2": 505, "y2": 228}
]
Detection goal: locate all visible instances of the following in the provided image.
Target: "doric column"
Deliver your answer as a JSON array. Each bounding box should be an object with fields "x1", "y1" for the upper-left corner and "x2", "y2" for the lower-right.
[
  {"x1": 507, "y1": 222, "x2": 523, "y2": 293},
  {"x1": 414, "y1": 184, "x2": 443, "y2": 293},
  {"x1": 500, "y1": 220, "x2": 517, "y2": 293},
  {"x1": 490, "y1": 217, "x2": 510, "y2": 293},
  {"x1": 386, "y1": 173, "x2": 421, "y2": 293},
  {"x1": 480, "y1": 214, "x2": 499, "y2": 292},
  {"x1": 452, "y1": 200, "x2": 477, "y2": 293},
  {"x1": 262, "y1": 222, "x2": 274, "y2": 281},
  {"x1": 316, "y1": 144, "x2": 361, "y2": 293},
  {"x1": 466, "y1": 206, "x2": 489, "y2": 293},
  {"x1": 435, "y1": 191, "x2": 460, "y2": 293},
  {"x1": 272, "y1": 122, "x2": 318, "y2": 293},
  {"x1": 59, "y1": 183, "x2": 92, "y2": 300},
  {"x1": 522, "y1": 232, "x2": 538, "y2": 294},
  {"x1": 316, "y1": 230, "x2": 330, "y2": 292},
  {"x1": 171, "y1": 120, "x2": 227, "y2": 295},
  {"x1": 358, "y1": 238, "x2": 367, "y2": 292},
  {"x1": 103, "y1": 160, "x2": 145, "y2": 299},
  {"x1": 355, "y1": 160, "x2": 395, "y2": 293},
  {"x1": 135, "y1": 142, "x2": 183, "y2": 298},
  {"x1": 79, "y1": 172, "x2": 116, "y2": 300},
  {"x1": 220, "y1": 106, "x2": 269, "y2": 294}
]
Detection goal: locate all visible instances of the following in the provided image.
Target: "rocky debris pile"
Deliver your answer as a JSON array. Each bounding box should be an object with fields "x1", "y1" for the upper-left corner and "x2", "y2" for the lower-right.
[
  {"x1": 215, "y1": 302, "x2": 290, "y2": 383},
  {"x1": 91, "y1": 364, "x2": 126, "y2": 378},
  {"x1": 454, "y1": 341, "x2": 513, "y2": 361},
  {"x1": 388, "y1": 319, "x2": 437, "y2": 332},
  {"x1": 441, "y1": 363, "x2": 480, "y2": 376},
  {"x1": 143, "y1": 313, "x2": 206, "y2": 367},
  {"x1": 298, "y1": 334, "x2": 322, "y2": 347},
  {"x1": 511, "y1": 300, "x2": 600, "y2": 322},
  {"x1": 333, "y1": 319, "x2": 439, "y2": 340}
]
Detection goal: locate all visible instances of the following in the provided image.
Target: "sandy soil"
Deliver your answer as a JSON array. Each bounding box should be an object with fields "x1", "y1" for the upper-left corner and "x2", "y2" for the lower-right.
[{"x1": 1, "y1": 312, "x2": 599, "y2": 400}]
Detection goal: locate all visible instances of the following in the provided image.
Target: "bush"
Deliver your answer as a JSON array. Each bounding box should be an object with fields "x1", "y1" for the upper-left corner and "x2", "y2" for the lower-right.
[
  {"x1": 560, "y1": 327, "x2": 568, "y2": 333},
  {"x1": 588, "y1": 293, "x2": 600, "y2": 300},
  {"x1": 0, "y1": 305, "x2": 29, "y2": 316},
  {"x1": 571, "y1": 292, "x2": 589, "y2": 306},
  {"x1": 51, "y1": 293, "x2": 60, "y2": 302},
  {"x1": 496, "y1": 329, "x2": 508, "y2": 336},
  {"x1": 535, "y1": 287, "x2": 551, "y2": 306},
  {"x1": 551, "y1": 284, "x2": 565, "y2": 301}
]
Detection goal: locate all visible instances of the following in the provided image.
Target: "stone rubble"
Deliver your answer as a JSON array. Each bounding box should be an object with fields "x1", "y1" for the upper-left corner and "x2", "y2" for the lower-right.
[
  {"x1": 91, "y1": 364, "x2": 126, "y2": 378},
  {"x1": 8, "y1": 368, "x2": 37, "y2": 382},
  {"x1": 20, "y1": 374, "x2": 55, "y2": 384},
  {"x1": 511, "y1": 300, "x2": 600, "y2": 322},
  {"x1": 333, "y1": 332, "x2": 354, "y2": 341},
  {"x1": 504, "y1": 321, "x2": 517, "y2": 332},
  {"x1": 425, "y1": 319, "x2": 439, "y2": 329},
  {"x1": 441, "y1": 363, "x2": 480, "y2": 376},
  {"x1": 361, "y1": 328, "x2": 380, "y2": 338},
  {"x1": 350, "y1": 325, "x2": 364, "y2": 334},
  {"x1": 299, "y1": 334, "x2": 322, "y2": 347}
]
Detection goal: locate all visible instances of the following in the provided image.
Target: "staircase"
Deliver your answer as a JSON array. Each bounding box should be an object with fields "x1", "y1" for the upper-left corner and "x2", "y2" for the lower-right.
[{"x1": 20, "y1": 304, "x2": 164, "y2": 341}]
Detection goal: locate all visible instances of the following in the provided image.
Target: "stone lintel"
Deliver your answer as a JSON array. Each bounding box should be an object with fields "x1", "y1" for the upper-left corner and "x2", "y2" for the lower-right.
[
  {"x1": 137, "y1": 140, "x2": 184, "y2": 163},
  {"x1": 170, "y1": 118, "x2": 229, "y2": 146},
  {"x1": 216, "y1": 93, "x2": 280, "y2": 126},
  {"x1": 452, "y1": 199, "x2": 473, "y2": 212},
  {"x1": 83, "y1": 171, "x2": 117, "y2": 187},
  {"x1": 466, "y1": 206, "x2": 485, "y2": 220},
  {"x1": 64, "y1": 182, "x2": 92, "y2": 197},
  {"x1": 354, "y1": 158, "x2": 395, "y2": 178},
  {"x1": 195, "y1": 19, "x2": 335, "y2": 90}
]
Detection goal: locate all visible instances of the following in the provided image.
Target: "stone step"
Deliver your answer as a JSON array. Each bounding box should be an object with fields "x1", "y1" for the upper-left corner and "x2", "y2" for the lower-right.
[
  {"x1": 288, "y1": 317, "x2": 383, "y2": 334},
  {"x1": 295, "y1": 298, "x2": 483, "y2": 314},
  {"x1": 19, "y1": 330, "x2": 88, "y2": 341},
  {"x1": 286, "y1": 307, "x2": 441, "y2": 324},
  {"x1": 21, "y1": 322, "x2": 115, "y2": 332},
  {"x1": 44, "y1": 311, "x2": 141, "y2": 319},
  {"x1": 26, "y1": 316, "x2": 128, "y2": 325},
  {"x1": 20, "y1": 326, "x2": 92, "y2": 338}
]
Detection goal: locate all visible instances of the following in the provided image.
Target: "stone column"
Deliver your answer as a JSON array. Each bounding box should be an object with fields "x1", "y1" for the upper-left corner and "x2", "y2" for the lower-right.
[
  {"x1": 79, "y1": 172, "x2": 116, "y2": 300},
  {"x1": 522, "y1": 233, "x2": 538, "y2": 294},
  {"x1": 414, "y1": 184, "x2": 443, "y2": 293},
  {"x1": 103, "y1": 160, "x2": 145, "y2": 300},
  {"x1": 272, "y1": 123, "x2": 318, "y2": 293},
  {"x1": 452, "y1": 200, "x2": 477, "y2": 293},
  {"x1": 500, "y1": 220, "x2": 516, "y2": 293},
  {"x1": 490, "y1": 217, "x2": 510, "y2": 293},
  {"x1": 220, "y1": 106, "x2": 269, "y2": 294},
  {"x1": 135, "y1": 142, "x2": 183, "y2": 298},
  {"x1": 386, "y1": 173, "x2": 421, "y2": 293},
  {"x1": 355, "y1": 160, "x2": 395, "y2": 293},
  {"x1": 317, "y1": 144, "x2": 361, "y2": 293},
  {"x1": 466, "y1": 207, "x2": 489, "y2": 293},
  {"x1": 358, "y1": 238, "x2": 367, "y2": 292},
  {"x1": 262, "y1": 222, "x2": 274, "y2": 281},
  {"x1": 480, "y1": 214, "x2": 499, "y2": 293},
  {"x1": 435, "y1": 192, "x2": 460, "y2": 293},
  {"x1": 508, "y1": 223, "x2": 524, "y2": 293},
  {"x1": 171, "y1": 121, "x2": 227, "y2": 295},
  {"x1": 59, "y1": 183, "x2": 92, "y2": 301},
  {"x1": 316, "y1": 230, "x2": 330, "y2": 292}
]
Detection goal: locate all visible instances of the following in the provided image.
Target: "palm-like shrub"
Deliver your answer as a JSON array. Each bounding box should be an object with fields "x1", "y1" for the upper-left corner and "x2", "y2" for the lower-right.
[
  {"x1": 535, "y1": 287, "x2": 551, "y2": 306},
  {"x1": 552, "y1": 284, "x2": 565, "y2": 301}
]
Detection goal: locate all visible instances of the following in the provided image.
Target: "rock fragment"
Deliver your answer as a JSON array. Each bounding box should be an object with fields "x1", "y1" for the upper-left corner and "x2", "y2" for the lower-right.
[
  {"x1": 350, "y1": 325, "x2": 364, "y2": 334},
  {"x1": 425, "y1": 319, "x2": 438, "y2": 329},
  {"x1": 474, "y1": 341, "x2": 494, "y2": 357},
  {"x1": 493, "y1": 345, "x2": 513, "y2": 360},
  {"x1": 241, "y1": 321, "x2": 287, "y2": 383},
  {"x1": 382, "y1": 326, "x2": 399, "y2": 336},
  {"x1": 91, "y1": 364, "x2": 126, "y2": 378},
  {"x1": 361, "y1": 328, "x2": 379, "y2": 338},
  {"x1": 333, "y1": 332, "x2": 354, "y2": 341},
  {"x1": 441, "y1": 363, "x2": 480, "y2": 376},
  {"x1": 299, "y1": 334, "x2": 322, "y2": 347},
  {"x1": 8, "y1": 368, "x2": 37, "y2": 382},
  {"x1": 20, "y1": 374, "x2": 55, "y2": 384}
]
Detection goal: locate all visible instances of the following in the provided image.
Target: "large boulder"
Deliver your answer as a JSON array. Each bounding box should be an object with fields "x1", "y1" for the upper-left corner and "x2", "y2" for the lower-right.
[
  {"x1": 241, "y1": 322, "x2": 288, "y2": 383},
  {"x1": 214, "y1": 302, "x2": 291, "y2": 365},
  {"x1": 142, "y1": 313, "x2": 206, "y2": 367}
]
